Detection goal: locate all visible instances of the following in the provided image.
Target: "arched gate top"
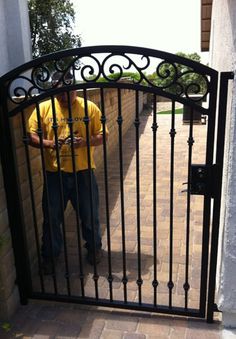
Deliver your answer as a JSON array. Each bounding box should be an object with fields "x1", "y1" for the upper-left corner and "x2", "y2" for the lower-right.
[{"x1": 0, "y1": 45, "x2": 218, "y2": 117}]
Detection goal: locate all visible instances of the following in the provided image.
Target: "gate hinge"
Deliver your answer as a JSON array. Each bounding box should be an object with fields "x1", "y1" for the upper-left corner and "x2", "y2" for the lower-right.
[{"x1": 190, "y1": 164, "x2": 219, "y2": 198}]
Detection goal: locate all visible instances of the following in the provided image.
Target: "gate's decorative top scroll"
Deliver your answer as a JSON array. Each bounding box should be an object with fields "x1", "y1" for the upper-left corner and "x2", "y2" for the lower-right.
[{"x1": 0, "y1": 46, "x2": 216, "y2": 113}]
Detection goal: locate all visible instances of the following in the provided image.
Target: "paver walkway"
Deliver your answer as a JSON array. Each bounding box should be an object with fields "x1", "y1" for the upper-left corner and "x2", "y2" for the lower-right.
[
  {"x1": 1, "y1": 301, "x2": 223, "y2": 338},
  {"x1": 1, "y1": 111, "x2": 229, "y2": 338}
]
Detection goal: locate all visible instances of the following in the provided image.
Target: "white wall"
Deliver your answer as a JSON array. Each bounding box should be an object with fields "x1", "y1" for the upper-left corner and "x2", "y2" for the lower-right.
[
  {"x1": 0, "y1": 1, "x2": 10, "y2": 74},
  {"x1": 0, "y1": 0, "x2": 32, "y2": 76},
  {"x1": 209, "y1": 0, "x2": 235, "y2": 70},
  {"x1": 209, "y1": 0, "x2": 236, "y2": 328}
]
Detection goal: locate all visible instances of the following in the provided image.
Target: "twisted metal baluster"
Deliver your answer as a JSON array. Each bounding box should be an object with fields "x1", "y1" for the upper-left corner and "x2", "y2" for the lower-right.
[
  {"x1": 168, "y1": 100, "x2": 176, "y2": 307},
  {"x1": 135, "y1": 90, "x2": 143, "y2": 303},
  {"x1": 184, "y1": 107, "x2": 194, "y2": 308},
  {"x1": 117, "y1": 88, "x2": 128, "y2": 302},
  {"x1": 100, "y1": 88, "x2": 114, "y2": 300},
  {"x1": 51, "y1": 95, "x2": 71, "y2": 295},
  {"x1": 152, "y1": 94, "x2": 159, "y2": 305},
  {"x1": 35, "y1": 102, "x2": 58, "y2": 293},
  {"x1": 20, "y1": 109, "x2": 44, "y2": 292},
  {"x1": 66, "y1": 90, "x2": 85, "y2": 297}
]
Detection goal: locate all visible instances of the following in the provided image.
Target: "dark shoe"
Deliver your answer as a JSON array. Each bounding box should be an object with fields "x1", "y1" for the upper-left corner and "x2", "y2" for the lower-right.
[{"x1": 87, "y1": 248, "x2": 103, "y2": 265}]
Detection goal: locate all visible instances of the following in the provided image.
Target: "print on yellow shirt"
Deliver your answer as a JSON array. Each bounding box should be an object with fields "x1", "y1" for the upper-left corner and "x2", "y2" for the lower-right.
[{"x1": 28, "y1": 97, "x2": 104, "y2": 172}]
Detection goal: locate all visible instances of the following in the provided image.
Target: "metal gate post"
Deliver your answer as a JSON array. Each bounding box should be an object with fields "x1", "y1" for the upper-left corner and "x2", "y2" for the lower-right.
[
  {"x1": 207, "y1": 71, "x2": 234, "y2": 322},
  {"x1": 0, "y1": 85, "x2": 32, "y2": 305}
]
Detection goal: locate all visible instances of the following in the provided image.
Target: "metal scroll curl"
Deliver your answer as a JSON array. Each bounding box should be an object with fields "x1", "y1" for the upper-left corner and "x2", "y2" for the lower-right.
[
  {"x1": 100, "y1": 53, "x2": 150, "y2": 83},
  {"x1": 180, "y1": 70, "x2": 209, "y2": 101},
  {"x1": 6, "y1": 51, "x2": 210, "y2": 105},
  {"x1": 8, "y1": 76, "x2": 36, "y2": 104},
  {"x1": 77, "y1": 55, "x2": 101, "y2": 82},
  {"x1": 8, "y1": 65, "x2": 53, "y2": 103},
  {"x1": 32, "y1": 65, "x2": 51, "y2": 88}
]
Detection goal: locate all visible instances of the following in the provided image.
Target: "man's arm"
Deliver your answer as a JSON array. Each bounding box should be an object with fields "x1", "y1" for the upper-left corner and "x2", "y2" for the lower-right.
[
  {"x1": 28, "y1": 132, "x2": 106, "y2": 149},
  {"x1": 28, "y1": 132, "x2": 55, "y2": 149},
  {"x1": 73, "y1": 132, "x2": 108, "y2": 148}
]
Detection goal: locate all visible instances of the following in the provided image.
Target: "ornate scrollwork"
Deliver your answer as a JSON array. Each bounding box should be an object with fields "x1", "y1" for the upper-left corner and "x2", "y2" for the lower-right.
[
  {"x1": 9, "y1": 76, "x2": 34, "y2": 104},
  {"x1": 78, "y1": 55, "x2": 101, "y2": 82},
  {"x1": 5, "y1": 48, "x2": 210, "y2": 108}
]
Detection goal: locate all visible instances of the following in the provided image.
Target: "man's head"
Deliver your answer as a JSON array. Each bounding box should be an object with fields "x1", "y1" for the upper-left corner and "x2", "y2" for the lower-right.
[
  {"x1": 52, "y1": 71, "x2": 77, "y2": 106},
  {"x1": 52, "y1": 71, "x2": 74, "y2": 85}
]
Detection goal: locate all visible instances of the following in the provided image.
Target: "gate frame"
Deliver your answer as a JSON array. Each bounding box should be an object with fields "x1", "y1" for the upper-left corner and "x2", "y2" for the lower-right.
[
  {"x1": 207, "y1": 71, "x2": 234, "y2": 322},
  {"x1": 0, "y1": 45, "x2": 231, "y2": 321}
]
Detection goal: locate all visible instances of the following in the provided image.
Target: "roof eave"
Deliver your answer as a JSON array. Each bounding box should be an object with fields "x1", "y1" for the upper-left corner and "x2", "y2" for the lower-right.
[{"x1": 201, "y1": 0, "x2": 212, "y2": 52}]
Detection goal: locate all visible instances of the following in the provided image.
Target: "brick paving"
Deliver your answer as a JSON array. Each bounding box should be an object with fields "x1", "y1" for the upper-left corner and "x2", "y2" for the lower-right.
[
  {"x1": 0, "y1": 302, "x2": 223, "y2": 338},
  {"x1": 1, "y1": 112, "x2": 227, "y2": 338}
]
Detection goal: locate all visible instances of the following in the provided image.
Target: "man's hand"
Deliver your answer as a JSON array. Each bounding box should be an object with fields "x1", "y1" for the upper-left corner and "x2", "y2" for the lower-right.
[
  {"x1": 57, "y1": 138, "x2": 65, "y2": 149},
  {"x1": 47, "y1": 139, "x2": 64, "y2": 149},
  {"x1": 72, "y1": 137, "x2": 87, "y2": 148},
  {"x1": 72, "y1": 135, "x2": 104, "y2": 148}
]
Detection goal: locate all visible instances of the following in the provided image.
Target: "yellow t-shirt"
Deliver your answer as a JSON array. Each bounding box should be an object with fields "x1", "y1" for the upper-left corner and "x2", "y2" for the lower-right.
[{"x1": 28, "y1": 97, "x2": 104, "y2": 172}]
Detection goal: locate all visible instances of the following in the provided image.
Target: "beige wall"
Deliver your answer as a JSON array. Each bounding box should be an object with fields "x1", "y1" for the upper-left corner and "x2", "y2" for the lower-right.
[{"x1": 0, "y1": 87, "x2": 147, "y2": 320}]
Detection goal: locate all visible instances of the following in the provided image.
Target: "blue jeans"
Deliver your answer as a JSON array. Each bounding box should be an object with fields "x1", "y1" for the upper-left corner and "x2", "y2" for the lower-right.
[{"x1": 41, "y1": 170, "x2": 101, "y2": 259}]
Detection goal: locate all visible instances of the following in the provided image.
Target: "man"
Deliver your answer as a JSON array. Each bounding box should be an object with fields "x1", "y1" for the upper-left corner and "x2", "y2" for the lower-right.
[{"x1": 28, "y1": 71, "x2": 107, "y2": 274}]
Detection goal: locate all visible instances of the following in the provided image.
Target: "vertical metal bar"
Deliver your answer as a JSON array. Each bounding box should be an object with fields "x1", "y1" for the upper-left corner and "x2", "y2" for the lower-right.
[
  {"x1": 168, "y1": 100, "x2": 176, "y2": 307},
  {"x1": 20, "y1": 110, "x2": 45, "y2": 293},
  {"x1": 199, "y1": 72, "x2": 218, "y2": 318},
  {"x1": 135, "y1": 90, "x2": 143, "y2": 303},
  {"x1": 83, "y1": 89, "x2": 99, "y2": 299},
  {"x1": 100, "y1": 88, "x2": 113, "y2": 301},
  {"x1": 207, "y1": 71, "x2": 234, "y2": 322},
  {"x1": 151, "y1": 94, "x2": 158, "y2": 305},
  {"x1": 183, "y1": 106, "x2": 194, "y2": 309},
  {"x1": 117, "y1": 88, "x2": 128, "y2": 302},
  {"x1": 35, "y1": 102, "x2": 58, "y2": 293},
  {"x1": 50, "y1": 95, "x2": 71, "y2": 296},
  {"x1": 0, "y1": 87, "x2": 32, "y2": 304},
  {"x1": 66, "y1": 90, "x2": 85, "y2": 297}
]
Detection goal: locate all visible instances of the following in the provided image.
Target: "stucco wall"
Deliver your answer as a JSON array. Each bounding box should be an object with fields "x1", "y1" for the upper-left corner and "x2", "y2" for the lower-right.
[
  {"x1": 0, "y1": 0, "x2": 32, "y2": 76},
  {"x1": 209, "y1": 0, "x2": 235, "y2": 70},
  {"x1": 209, "y1": 0, "x2": 236, "y2": 327},
  {"x1": 0, "y1": 1, "x2": 10, "y2": 74}
]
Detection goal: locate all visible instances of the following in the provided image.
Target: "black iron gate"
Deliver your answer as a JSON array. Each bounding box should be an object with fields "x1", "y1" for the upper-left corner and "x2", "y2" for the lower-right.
[{"x1": 0, "y1": 46, "x2": 233, "y2": 322}]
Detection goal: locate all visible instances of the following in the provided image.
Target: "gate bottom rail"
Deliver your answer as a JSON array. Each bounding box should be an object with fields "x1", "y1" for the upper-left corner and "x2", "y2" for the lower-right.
[{"x1": 31, "y1": 292, "x2": 204, "y2": 318}]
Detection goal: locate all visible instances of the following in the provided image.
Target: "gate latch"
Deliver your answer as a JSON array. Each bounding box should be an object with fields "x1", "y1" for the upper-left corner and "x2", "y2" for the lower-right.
[{"x1": 190, "y1": 164, "x2": 209, "y2": 195}]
